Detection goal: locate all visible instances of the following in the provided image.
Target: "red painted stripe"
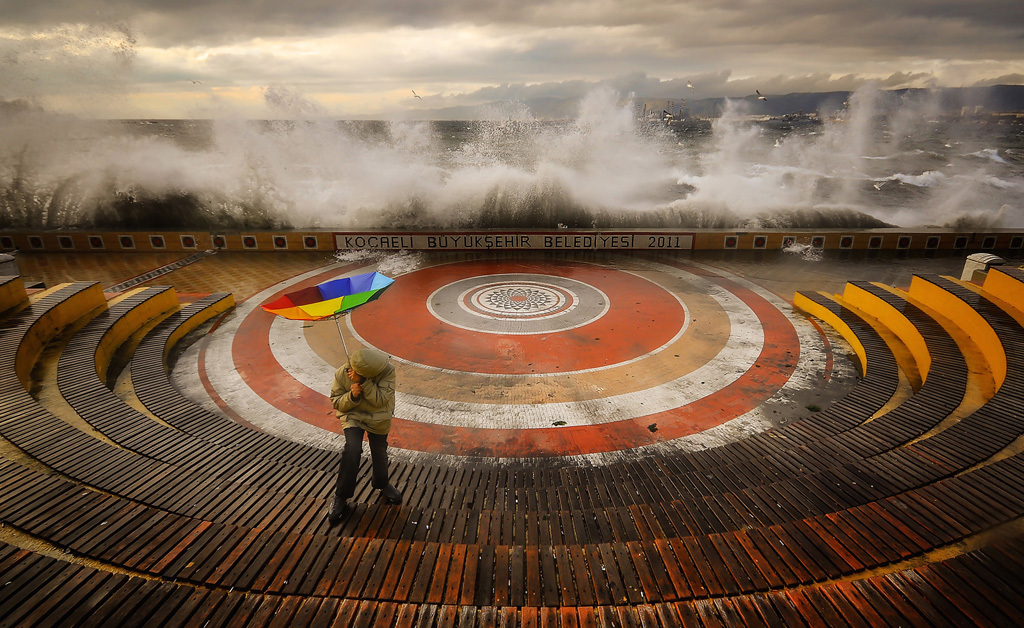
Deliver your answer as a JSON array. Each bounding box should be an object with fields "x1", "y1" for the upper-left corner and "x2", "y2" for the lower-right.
[
  {"x1": 223, "y1": 262, "x2": 367, "y2": 432},
  {"x1": 197, "y1": 343, "x2": 262, "y2": 432}
]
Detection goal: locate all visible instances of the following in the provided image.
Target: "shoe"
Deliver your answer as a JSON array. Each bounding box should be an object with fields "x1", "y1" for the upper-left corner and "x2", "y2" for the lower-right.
[
  {"x1": 381, "y1": 484, "x2": 403, "y2": 505},
  {"x1": 327, "y1": 498, "x2": 349, "y2": 525}
]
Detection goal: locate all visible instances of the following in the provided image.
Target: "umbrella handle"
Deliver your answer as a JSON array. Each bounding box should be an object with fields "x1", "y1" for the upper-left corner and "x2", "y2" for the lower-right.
[{"x1": 334, "y1": 313, "x2": 350, "y2": 361}]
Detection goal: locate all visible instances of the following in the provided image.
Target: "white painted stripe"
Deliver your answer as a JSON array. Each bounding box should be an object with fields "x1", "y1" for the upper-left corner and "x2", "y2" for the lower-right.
[
  {"x1": 684, "y1": 258, "x2": 836, "y2": 396},
  {"x1": 176, "y1": 261, "x2": 377, "y2": 451}
]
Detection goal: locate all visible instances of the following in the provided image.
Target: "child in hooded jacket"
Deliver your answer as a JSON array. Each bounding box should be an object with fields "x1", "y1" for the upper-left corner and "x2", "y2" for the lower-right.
[{"x1": 327, "y1": 347, "x2": 402, "y2": 523}]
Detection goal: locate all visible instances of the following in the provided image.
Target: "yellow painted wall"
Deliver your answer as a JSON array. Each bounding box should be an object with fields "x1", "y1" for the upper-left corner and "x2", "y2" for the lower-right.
[
  {"x1": 165, "y1": 294, "x2": 236, "y2": 362},
  {"x1": 0, "y1": 276, "x2": 27, "y2": 313},
  {"x1": 841, "y1": 282, "x2": 931, "y2": 382},
  {"x1": 982, "y1": 268, "x2": 1024, "y2": 317},
  {"x1": 95, "y1": 287, "x2": 180, "y2": 378},
  {"x1": 794, "y1": 291, "x2": 867, "y2": 376},
  {"x1": 908, "y1": 276, "x2": 1006, "y2": 391},
  {"x1": 16, "y1": 283, "x2": 107, "y2": 388}
]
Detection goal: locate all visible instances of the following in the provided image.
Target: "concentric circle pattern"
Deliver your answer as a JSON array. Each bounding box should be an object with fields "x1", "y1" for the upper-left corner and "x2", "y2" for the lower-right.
[
  {"x1": 465, "y1": 280, "x2": 571, "y2": 319},
  {"x1": 357, "y1": 261, "x2": 681, "y2": 374},
  {"x1": 430, "y1": 273, "x2": 606, "y2": 334},
  {"x1": 472, "y1": 282, "x2": 563, "y2": 317},
  {"x1": 193, "y1": 255, "x2": 843, "y2": 460}
]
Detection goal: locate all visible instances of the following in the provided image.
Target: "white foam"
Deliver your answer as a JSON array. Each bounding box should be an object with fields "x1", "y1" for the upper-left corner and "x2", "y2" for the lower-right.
[
  {"x1": 888, "y1": 171, "x2": 948, "y2": 187},
  {"x1": 966, "y1": 148, "x2": 1008, "y2": 164}
]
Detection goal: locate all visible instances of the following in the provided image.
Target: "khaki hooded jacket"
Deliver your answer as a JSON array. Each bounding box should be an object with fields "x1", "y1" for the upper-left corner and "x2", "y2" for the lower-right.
[{"x1": 330, "y1": 348, "x2": 396, "y2": 434}]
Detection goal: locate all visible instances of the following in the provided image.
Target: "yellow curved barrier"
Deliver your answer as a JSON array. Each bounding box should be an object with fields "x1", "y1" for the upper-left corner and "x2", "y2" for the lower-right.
[
  {"x1": 0, "y1": 276, "x2": 27, "y2": 314},
  {"x1": 165, "y1": 294, "x2": 236, "y2": 363},
  {"x1": 908, "y1": 275, "x2": 1006, "y2": 392},
  {"x1": 982, "y1": 268, "x2": 1024, "y2": 318},
  {"x1": 794, "y1": 291, "x2": 867, "y2": 376},
  {"x1": 842, "y1": 282, "x2": 931, "y2": 383},
  {"x1": 95, "y1": 287, "x2": 181, "y2": 380},
  {"x1": 16, "y1": 283, "x2": 106, "y2": 389}
]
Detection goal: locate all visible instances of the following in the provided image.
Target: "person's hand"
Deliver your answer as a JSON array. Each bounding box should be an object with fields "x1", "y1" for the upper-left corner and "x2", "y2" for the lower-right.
[
  {"x1": 350, "y1": 381, "x2": 363, "y2": 399},
  {"x1": 346, "y1": 368, "x2": 364, "y2": 383}
]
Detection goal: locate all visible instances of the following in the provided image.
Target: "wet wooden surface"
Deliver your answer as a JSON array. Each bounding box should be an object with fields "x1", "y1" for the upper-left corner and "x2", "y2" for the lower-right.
[{"x1": 1, "y1": 265, "x2": 1023, "y2": 625}]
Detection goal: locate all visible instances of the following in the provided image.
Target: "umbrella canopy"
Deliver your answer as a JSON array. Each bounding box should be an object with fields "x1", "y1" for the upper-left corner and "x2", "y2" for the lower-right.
[{"x1": 262, "y1": 271, "x2": 395, "y2": 321}]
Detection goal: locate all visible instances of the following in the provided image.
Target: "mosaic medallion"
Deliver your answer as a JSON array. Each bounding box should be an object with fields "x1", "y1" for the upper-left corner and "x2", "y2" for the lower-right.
[
  {"x1": 466, "y1": 282, "x2": 569, "y2": 319},
  {"x1": 428, "y1": 273, "x2": 608, "y2": 334}
]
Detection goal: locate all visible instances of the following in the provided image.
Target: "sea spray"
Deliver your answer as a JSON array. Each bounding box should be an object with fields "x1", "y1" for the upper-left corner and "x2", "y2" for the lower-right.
[
  {"x1": 0, "y1": 85, "x2": 1021, "y2": 231},
  {"x1": 335, "y1": 249, "x2": 426, "y2": 277}
]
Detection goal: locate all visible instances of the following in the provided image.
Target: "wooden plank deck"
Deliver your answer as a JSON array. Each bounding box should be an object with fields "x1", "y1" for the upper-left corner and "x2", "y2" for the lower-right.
[
  {"x1": 1, "y1": 268, "x2": 1024, "y2": 625},
  {"x1": 1, "y1": 534, "x2": 1023, "y2": 626}
]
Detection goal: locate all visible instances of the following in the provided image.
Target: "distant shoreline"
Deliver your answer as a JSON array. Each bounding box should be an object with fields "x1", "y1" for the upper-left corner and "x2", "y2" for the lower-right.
[{"x1": 6, "y1": 85, "x2": 1024, "y2": 122}]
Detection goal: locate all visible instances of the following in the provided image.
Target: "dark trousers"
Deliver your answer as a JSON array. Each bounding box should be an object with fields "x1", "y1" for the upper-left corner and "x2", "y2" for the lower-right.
[{"x1": 334, "y1": 427, "x2": 390, "y2": 503}]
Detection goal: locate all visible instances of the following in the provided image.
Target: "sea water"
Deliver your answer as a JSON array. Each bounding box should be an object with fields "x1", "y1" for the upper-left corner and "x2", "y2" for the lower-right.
[{"x1": 1, "y1": 87, "x2": 1021, "y2": 231}]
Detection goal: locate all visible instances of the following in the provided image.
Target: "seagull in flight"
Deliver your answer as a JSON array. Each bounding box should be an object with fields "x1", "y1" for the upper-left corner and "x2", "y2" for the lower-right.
[
  {"x1": 756, "y1": 90, "x2": 768, "y2": 101},
  {"x1": 686, "y1": 80, "x2": 694, "y2": 90},
  {"x1": 411, "y1": 89, "x2": 422, "y2": 100}
]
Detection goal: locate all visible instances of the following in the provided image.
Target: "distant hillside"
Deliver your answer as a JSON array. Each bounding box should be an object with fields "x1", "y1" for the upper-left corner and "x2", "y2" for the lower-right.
[
  {"x1": 679, "y1": 92, "x2": 851, "y2": 118},
  {"x1": 413, "y1": 85, "x2": 1024, "y2": 121},
  {"x1": 681, "y1": 85, "x2": 1024, "y2": 118}
]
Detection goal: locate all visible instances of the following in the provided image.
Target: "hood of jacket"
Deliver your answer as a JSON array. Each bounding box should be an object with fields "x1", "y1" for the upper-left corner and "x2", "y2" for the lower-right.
[{"x1": 348, "y1": 348, "x2": 390, "y2": 379}]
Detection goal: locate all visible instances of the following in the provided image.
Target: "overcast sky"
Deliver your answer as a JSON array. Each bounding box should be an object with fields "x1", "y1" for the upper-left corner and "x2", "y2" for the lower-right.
[{"x1": 1, "y1": 0, "x2": 1022, "y2": 118}]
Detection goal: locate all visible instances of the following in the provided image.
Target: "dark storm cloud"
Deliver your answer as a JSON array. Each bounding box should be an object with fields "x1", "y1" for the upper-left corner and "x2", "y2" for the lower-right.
[
  {"x1": 630, "y1": 2, "x2": 1024, "y2": 61},
  {"x1": 2, "y1": 0, "x2": 1021, "y2": 116},
  {"x1": 0, "y1": 0, "x2": 527, "y2": 44},
  {"x1": 1, "y1": 0, "x2": 1021, "y2": 56}
]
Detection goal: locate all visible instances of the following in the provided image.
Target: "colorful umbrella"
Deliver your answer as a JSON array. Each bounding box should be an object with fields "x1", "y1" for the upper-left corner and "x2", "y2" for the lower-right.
[{"x1": 261, "y1": 270, "x2": 395, "y2": 356}]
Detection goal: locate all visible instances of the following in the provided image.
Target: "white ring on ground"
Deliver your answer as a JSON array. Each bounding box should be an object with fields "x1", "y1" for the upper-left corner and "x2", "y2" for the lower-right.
[
  {"x1": 462, "y1": 281, "x2": 572, "y2": 320},
  {"x1": 427, "y1": 273, "x2": 610, "y2": 335}
]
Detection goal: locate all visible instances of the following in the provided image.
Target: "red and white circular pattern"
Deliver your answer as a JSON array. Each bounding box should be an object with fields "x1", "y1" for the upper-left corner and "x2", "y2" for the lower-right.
[{"x1": 187, "y1": 256, "x2": 840, "y2": 460}]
